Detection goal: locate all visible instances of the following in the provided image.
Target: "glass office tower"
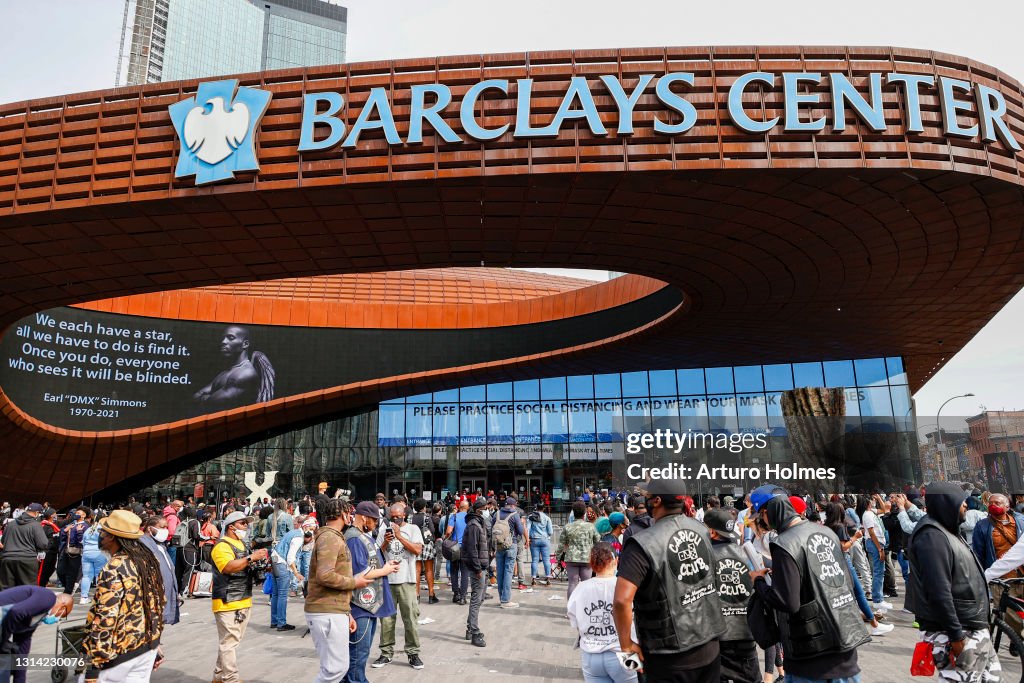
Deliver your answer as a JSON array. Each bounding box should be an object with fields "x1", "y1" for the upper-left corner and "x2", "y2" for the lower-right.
[
  {"x1": 119, "y1": 0, "x2": 347, "y2": 85},
  {"x1": 140, "y1": 357, "x2": 917, "y2": 506}
]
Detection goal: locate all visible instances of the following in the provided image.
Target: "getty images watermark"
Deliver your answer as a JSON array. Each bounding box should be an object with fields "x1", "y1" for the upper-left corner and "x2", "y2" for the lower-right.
[{"x1": 617, "y1": 428, "x2": 839, "y2": 488}]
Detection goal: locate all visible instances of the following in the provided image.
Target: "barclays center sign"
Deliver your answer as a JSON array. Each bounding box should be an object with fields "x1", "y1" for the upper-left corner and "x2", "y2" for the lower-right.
[{"x1": 170, "y1": 70, "x2": 1023, "y2": 185}]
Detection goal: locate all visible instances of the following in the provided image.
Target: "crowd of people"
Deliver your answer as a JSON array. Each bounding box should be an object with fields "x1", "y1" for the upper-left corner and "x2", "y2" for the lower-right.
[{"x1": 0, "y1": 479, "x2": 1020, "y2": 682}]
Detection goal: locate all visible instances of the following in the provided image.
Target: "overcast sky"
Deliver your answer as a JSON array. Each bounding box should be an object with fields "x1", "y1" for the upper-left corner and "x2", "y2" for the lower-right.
[{"x1": 1, "y1": 0, "x2": 1021, "y2": 419}]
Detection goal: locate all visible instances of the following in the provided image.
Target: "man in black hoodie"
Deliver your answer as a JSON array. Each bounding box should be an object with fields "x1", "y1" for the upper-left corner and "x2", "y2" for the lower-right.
[
  {"x1": 461, "y1": 499, "x2": 490, "y2": 648},
  {"x1": 621, "y1": 495, "x2": 652, "y2": 544},
  {"x1": 907, "y1": 482, "x2": 1001, "y2": 680},
  {"x1": 749, "y1": 486, "x2": 868, "y2": 682},
  {"x1": 0, "y1": 504, "x2": 49, "y2": 589}
]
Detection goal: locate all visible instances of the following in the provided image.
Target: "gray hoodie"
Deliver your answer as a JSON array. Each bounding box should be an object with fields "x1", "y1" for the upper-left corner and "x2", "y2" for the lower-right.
[{"x1": 0, "y1": 514, "x2": 49, "y2": 559}]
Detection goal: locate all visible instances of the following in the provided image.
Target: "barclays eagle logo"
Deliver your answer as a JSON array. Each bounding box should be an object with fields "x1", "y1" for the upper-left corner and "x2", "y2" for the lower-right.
[{"x1": 168, "y1": 79, "x2": 272, "y2": 185}]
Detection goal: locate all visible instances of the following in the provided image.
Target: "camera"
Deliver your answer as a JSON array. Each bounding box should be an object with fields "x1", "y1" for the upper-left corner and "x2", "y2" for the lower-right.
[{"x1": 248, "y1": 537, "x2": 273, "y2": 575}]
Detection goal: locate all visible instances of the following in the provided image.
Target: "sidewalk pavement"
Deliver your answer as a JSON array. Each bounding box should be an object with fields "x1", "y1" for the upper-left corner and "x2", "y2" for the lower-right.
[{"x1": 25, "y1": 581, "x2": 1020, "y2": 682}]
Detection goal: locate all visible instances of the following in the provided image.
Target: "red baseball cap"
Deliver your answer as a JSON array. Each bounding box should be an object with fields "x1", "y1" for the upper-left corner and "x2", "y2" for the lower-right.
[{"x1": 788, "y1": 495, "x2": 807, "y2": 515}]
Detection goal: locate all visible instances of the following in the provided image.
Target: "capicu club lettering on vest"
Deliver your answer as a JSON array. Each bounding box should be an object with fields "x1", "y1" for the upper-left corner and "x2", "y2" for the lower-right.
[
  {"x1": 805, "y1": 531, "x2": 855, "y2": 612},
  {"x1": 172, "y1": 69, "x2": 1024, "y2": 186},
  {"x1": 667, "y1": 528, "x2": 712, "y2": 583},
  {"x1": 717, "y1": 558, "x2": 751, "y2": 600}
]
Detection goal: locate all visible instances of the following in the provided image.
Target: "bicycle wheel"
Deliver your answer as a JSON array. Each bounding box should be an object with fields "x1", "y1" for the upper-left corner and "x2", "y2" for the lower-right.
[{"x1": 990, "y1": 617, "x2": 1024, "y2": 683}]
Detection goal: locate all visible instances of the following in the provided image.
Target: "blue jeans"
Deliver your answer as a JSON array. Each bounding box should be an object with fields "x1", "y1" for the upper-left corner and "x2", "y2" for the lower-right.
[
  {"x1": 292, "y1": 549, "x2": 311, "y2": 592},
  {"x1": 166, "y1": 545, "x2": 177, "y2": 568},
  {"x1": 581, "y1": 650, "x2": 638, "y2": 683},
  {"x1": 892, "y1": 548, "x2": 910, "y2": 581},
  {"x1": 271, "y1": 560, "x2": 291, "y2": 626},
  {"x1": 845, "y1": 555, "x2": 874, "y2": 622},
  {"x1": 785, "y1": 675, "x2": 860, "y2": 683},
  {"x1": 581, "y1": 651, "x2": 634, "y2": 679},
  {"x1": 865, "y1": 542, "x2": 885, "y2": 604},
  {"x1": 530, "y1": 538, "x2": 550, "y2": 579},
  {"x1": 343, "y1": 616, "x2": 377, "y2": 683},
  {"x1": 80, "y1": 552, "x2": 107, "y2": 599},
  {"x1": 495, "y1": 548, "x2": 516, "y2": 603}
]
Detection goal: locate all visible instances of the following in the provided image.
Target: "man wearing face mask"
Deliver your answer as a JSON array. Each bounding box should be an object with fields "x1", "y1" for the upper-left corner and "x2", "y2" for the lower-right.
[
  {"x1": 209, "y1": 511, "x2": 268, "y2": 683},
  {"x1": 57, "y1": 507, "x2": 90, "y2": 598},
  {"x1": 908, "y1": 482, "x2": 1001, "y2": 681},
  {"x1": 343, "y1": 501, "x2": 400, "y2": 683},
  {"x1": 303, "y1": 500, "x2": 377, "y2": 683},
  {"x1": 140, "y1": 516, "x2": 180, "y2": 625},
  {"x1": 704, "y1": 508, "x2": 760, "y2": 683},
  {"x1": 971, "y1": 493, "x2": 1024, "y2": 576},
  {"x1": 749, "y1": 485, "x2": 869, "y2": 683},
  {"x1": 612, "y1": 479, "x2": 725, "y2": 682},
  {"x1": 966, "y1": 493, "x2": 1024, "y2": 634},
  {"x1": 0, "y1": 504, "x2": 49, "y2": 589},
  {"x1": 372, "y1": 503, "x2": 424, "y2": 670},
  {"x1": 0, "y1": 588, "x2": 74, "y2": 683}
]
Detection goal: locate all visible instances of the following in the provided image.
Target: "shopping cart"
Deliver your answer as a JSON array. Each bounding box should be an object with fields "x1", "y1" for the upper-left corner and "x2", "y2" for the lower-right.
[{"x1": 50, "y1": 618, "x2": 88, "y2": 683}]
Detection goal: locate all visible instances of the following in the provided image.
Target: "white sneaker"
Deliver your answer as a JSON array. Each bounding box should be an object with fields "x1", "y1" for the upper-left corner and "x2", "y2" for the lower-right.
[
  {"x1": 499, "y1": 601, "x2": 519, "y2": 609},
  {"x1": 874, "y1": 601, "x2": 894, "y2": 611},
  {"x1": 79, "y1": 597, "x2": 89, "y2": 605},
  {"x1": 871, "y1": 623, "x2": 894, "y2": 636}
]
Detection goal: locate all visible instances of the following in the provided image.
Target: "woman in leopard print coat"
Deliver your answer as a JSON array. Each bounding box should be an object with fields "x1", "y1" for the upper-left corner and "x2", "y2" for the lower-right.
[{"x1": 81, "y1": 510, "x2": 167, "y2": 682}]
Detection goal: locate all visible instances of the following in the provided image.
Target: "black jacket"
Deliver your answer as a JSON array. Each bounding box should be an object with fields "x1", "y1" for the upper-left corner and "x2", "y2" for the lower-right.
[
  {"x1": 882, "y1": 511, "x2": 906, "y2": 552},
  {"x1": 461, "y1": 512, "x2": 490, "y2": 572},
  {"x1": 622, "y1": 513, "x2": 653, "y2": 543},
  {"x1": 0, "y1": 515, "x2": 50, "y2": 560},
  {"x1": 907, "y1": 483, "x2": 989, "y2": 640}
]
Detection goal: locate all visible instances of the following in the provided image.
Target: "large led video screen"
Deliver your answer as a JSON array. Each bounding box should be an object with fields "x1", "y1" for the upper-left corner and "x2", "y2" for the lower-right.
[{"x1": 0, "y1": 289, "x2": 679, "y2": 431}]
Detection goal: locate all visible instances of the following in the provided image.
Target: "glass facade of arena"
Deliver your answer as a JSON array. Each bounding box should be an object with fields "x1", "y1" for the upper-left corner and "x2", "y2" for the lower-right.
[{"x1": 138, "y1": 357, "x2": 916, "y2": 506}]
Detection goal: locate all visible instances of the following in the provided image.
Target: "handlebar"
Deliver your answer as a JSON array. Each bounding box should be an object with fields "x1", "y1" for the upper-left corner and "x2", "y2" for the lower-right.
[{"x1": 989, "y1": 578, "x2": 1024, "y2": 588}]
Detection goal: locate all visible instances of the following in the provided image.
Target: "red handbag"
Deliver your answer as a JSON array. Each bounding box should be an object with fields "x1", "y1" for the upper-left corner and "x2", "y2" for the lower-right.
[{"x1": 910, "y1": 641, "x2": 936, "y2": 676}]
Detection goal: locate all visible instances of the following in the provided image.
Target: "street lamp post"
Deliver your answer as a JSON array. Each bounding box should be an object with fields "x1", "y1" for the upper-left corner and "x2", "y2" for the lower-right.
[{"x1": 936, "y1": 393, "x2": 976, "y2": 452}]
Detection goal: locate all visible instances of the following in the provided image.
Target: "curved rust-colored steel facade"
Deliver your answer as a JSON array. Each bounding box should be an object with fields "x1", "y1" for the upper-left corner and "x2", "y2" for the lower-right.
[{"x1": 2, "y1": 46, "x2": 1024, "y2": 505}]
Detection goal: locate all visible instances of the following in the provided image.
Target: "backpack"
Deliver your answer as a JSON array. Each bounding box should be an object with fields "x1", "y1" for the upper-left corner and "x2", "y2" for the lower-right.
[
  {"x1": 492, "y1": 510, "x2": 517, "y2": 551},
  {"x1": 171, "y1": 519, "x2": 191, "y2": 548},
  {"x1": 419, "y1": 514, "x2": 434, "y2": 546}
]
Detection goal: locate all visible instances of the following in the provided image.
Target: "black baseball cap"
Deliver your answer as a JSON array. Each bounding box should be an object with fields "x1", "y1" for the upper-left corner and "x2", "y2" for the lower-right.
[
  {"x1": 644, "y1": 478, "x2": 687, "y2": 503},
  {"x1": 704, "y1": 508, "x2": 740, "y2": 539},
  {"x1": 472, "y1": 499, "x2": 487, "y2": 510},
  {"x1": 354, "y1": 501, "x2": 379, "y2": 518}
]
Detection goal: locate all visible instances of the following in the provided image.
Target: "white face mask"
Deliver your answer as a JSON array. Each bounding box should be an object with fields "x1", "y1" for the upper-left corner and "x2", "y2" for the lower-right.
[
  {"x1": 152, "y1": 528, "x2": 169, "y2": 543},
  {"x1": 234, "y1": 529, "x2": 247, "y2": 540}
]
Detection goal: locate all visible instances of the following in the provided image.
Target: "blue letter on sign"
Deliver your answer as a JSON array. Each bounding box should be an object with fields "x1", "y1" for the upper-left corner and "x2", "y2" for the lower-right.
[
  {"x1": 541, "y1": 77, "x2": 608, "y2": 137},
  {"x1": 408, "y1": 84, "x2": 461, "y2": 145},
  {"x1": 600, "y1": 74, "x2": 655, "y2": 135},
  {"x1": 886, "y1": 73, "x2": 933, "y2": 134},
  {"x1": 460, "y1": 79, "x2": 509, "y2": 141},
  {"x1": 298, "y1": 92, "x2": 346, "y2": 152},
  {"x1": 783, "y1": 72, "x2": 826, "y2": 133},
  {"x1": 653, "y1": 73, "x2": 697, "y2": 135},
  {"x1": 831, "y1": 73, "x2": 886, "y2": 133},
  {"x1": 727, "y1": 72, "x2": 779, "y2": 134},
  {"x1": 342, "y1": 87, "x2": 402, "y2": 148},
  {"x1": 939, "y1": 77, "x2": 979, "y2": 138},
  {"x1": 975, "y1": 84, "x2": 1022, "y2": 151}
]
